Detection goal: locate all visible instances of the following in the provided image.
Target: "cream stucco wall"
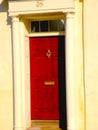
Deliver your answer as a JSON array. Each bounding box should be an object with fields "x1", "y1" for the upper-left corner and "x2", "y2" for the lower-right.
[
  {"x1": 0, "y1": 2, "x2": 13, "y2": 130},
  {"x1": 84, "y1": 0, "x2": 98, "y2": 130},
  {"x1": 74, "y1": 1, "x2": 85, "y2": 130},
  {"x1": 0, "y1": 0, "x2": 98, "y2": 130}
]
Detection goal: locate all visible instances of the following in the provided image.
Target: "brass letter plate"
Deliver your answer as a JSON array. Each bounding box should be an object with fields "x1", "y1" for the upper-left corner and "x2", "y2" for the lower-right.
[{"x1": 44, "y1": 81, "x2": 55, "y2": 85}]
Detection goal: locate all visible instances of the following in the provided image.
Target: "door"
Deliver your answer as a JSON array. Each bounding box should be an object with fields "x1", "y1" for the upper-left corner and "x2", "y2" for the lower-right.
[{"x1": 29, "y1": 37, "x2": 59, "y2": 120}]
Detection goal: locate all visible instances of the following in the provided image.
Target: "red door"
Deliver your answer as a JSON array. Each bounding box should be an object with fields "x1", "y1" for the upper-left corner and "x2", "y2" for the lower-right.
[{"x1": 29, "y1": 37, "x2": 59, "y2": 120}]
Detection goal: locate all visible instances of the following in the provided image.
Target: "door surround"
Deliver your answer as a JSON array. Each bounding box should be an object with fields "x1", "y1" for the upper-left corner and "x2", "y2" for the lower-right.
[{"x1": 10, "y1": 11, "x2": 83, "y2": 130}]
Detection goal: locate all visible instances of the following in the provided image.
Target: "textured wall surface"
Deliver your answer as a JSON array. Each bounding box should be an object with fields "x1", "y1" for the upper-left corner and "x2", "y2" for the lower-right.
[
  {"x1": 84, "y1": 0, "x2": 98, "y2": 130},
  {"x1": 0, "y1": 0, "x2": 98, "y2": 129},
  {"x1": 0, "y1": 2, "x2": 13, "y2": 130}
]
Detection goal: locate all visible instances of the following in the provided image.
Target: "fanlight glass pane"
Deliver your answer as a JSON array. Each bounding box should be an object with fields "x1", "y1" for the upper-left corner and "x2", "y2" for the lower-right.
[
  {"x1": 40, "y1": 21, "x2": 48, "y2": 32},
  {"x1": 59, "y1": 19, "x2": 65, "y2": 31},
  {"x1": 31, "y1": 19, "x2": 64, "y2": 32},
  {"x1": 49, "y1": 20, "x2": 58, "y2": 31},
  {"x1": 31, "y1": 21, "x2": 39, "y2": 32}
]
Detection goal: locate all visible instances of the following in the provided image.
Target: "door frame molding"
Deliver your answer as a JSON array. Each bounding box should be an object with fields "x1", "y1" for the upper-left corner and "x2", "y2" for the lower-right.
[
  {"x1": 11, "y1": 14, "x2": 76, "y2": 130},
  {"x1": 11, "y1": 11, "x2": 85, "y2": 130}
]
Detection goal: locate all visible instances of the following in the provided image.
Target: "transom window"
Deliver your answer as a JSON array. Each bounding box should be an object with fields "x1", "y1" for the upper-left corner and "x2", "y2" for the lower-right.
[{"x1": 31, "y1": 20, "x2": 65, "y2": 33}]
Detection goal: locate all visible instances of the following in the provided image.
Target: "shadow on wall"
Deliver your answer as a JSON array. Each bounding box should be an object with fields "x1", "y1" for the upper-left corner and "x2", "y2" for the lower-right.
[
  {"x1": 0, "y1": 0, "x2": 11, "y2": 25},
  {"x1": 0, "y1": 0, "x2": 8, "y2": 11},
  {"x1": 79, "y1": 0, "x2": 83, "y2": 2},
  {"x1": 75, "y1": 0, "x2": 83, "y2": 2}
]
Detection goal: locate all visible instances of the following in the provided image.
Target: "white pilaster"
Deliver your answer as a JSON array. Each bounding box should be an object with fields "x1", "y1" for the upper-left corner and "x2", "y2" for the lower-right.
[
  {"x1": 12, "y1": 16, "x2": 23, "y2": 130},
  {"x1": 65, "y1": 12, "x2": 76, "y2": 130}
]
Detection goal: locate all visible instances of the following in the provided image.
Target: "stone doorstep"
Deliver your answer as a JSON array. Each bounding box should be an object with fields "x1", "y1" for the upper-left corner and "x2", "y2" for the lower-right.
[{"x1": 27, "y1": 126, "x2": 62, "y2": 130}]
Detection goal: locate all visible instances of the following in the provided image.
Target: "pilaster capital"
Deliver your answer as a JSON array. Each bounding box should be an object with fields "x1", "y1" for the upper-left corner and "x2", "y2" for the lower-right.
[
  {"x1": 66, "y1": 12, "x2": 74, "y2": 19},
  {"x1": 12, "y1": 16, "x2": 19, "y2": 23}
]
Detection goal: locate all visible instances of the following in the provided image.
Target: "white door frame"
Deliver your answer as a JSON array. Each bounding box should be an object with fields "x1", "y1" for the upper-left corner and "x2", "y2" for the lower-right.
[{"x1": 11, "y1": 12, "x2": 77, "y2": 130}]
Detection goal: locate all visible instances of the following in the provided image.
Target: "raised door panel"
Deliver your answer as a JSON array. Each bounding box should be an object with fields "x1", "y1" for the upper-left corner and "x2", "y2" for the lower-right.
[{"x1": 29, "y1": 37, "x2": 59, "y2": 120}]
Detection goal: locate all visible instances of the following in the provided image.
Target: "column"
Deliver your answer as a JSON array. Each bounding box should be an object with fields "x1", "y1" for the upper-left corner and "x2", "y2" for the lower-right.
[
  {"x1": 65, "y1": 12, "x2": 76, "y2": 130},
  {"x1": 12, "y1": 16, "x2": 23, "y2": 130}
]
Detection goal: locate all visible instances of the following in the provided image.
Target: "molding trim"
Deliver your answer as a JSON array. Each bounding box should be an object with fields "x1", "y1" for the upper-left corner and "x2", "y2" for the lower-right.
[{"x1": 8, "y1": 0, "x2": 75, "y2": 16}]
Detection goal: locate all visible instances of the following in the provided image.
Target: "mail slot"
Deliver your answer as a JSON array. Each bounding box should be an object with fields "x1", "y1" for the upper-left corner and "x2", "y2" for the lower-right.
[{"x1": 44, "y1": 81, "x2": 55, "y2": 85}]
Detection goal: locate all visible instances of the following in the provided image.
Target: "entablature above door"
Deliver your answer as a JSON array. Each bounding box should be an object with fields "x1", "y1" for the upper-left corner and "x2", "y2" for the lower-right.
[{"x1": 8, "y1": 0, "x2": 75, "y2": 16}]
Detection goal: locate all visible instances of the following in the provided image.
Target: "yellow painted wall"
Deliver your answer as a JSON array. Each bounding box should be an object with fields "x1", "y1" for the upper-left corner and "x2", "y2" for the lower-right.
[
  {"x1": 0, "y1": 0, "x2": 98, "y2": 130},
  {"x1": 84, "y1": 0, "x2": 98, "y2": 130},
  {"x1": 0, "y1": 2, "x2": 13, "y2": 130},
  {"x1": 74, "y1": 1, "x2": 85, "y2": 130}
]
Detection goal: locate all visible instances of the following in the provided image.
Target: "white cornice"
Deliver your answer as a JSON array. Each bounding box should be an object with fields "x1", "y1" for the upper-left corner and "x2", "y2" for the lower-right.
[{"x1": 8, "y1": 0, "x2": 75, "y2": 16}]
